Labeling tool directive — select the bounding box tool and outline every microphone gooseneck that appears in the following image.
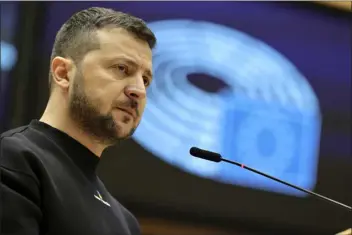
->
[189,147,352,211]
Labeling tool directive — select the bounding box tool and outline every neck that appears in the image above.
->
[40,96,106,157]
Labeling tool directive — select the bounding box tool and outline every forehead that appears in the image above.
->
[94,27,152,67]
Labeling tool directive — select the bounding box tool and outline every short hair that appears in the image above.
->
[49,7,156,90]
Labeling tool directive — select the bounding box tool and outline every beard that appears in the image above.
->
[68,71,137,146]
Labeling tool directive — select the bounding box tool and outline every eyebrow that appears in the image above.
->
[114,55,153,79]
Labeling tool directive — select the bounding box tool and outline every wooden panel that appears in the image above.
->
[314,1,351,11]
[139,217,246,235]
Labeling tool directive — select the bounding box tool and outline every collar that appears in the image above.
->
[29,120,100,179]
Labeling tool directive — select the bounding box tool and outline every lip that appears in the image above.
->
[117,107,135,119]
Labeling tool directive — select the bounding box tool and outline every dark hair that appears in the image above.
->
[49,7,156,90]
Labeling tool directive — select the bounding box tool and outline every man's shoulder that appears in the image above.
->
[0,124,37,155]
[1,125,29,139]
[0,125,32,152]
[0,124,42,180]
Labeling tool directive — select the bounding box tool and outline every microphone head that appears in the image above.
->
[189,147,222,162]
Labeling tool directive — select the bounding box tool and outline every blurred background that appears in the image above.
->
[0,1,351,234]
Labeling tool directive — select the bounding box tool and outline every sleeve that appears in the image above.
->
[0,136,42,235]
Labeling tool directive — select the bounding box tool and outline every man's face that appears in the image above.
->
[68,28,153,145]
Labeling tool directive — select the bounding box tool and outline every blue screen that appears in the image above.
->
[1,2,18,80]
[42,2,350,197]
[1,2,19,127]
[134,19,321,196]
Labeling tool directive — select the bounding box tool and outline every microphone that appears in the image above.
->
[189,147,352,211]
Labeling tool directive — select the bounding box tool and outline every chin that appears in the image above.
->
[115,124,135,139]
[115,132,132,140]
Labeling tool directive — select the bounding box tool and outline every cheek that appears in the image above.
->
[85,79,123,112]
[83,86,113,113]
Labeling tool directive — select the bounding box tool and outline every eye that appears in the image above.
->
[114,64,129,74]
[143,77,150,87]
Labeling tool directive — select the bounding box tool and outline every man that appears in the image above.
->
[0,7,156,235]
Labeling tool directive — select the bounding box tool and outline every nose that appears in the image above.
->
[125,85,146,101]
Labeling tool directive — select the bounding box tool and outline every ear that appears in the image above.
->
[51,56,75,91]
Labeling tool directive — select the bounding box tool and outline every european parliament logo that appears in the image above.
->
[133,20,321,197]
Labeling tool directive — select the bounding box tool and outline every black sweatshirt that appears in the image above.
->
[0,120,140,235]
